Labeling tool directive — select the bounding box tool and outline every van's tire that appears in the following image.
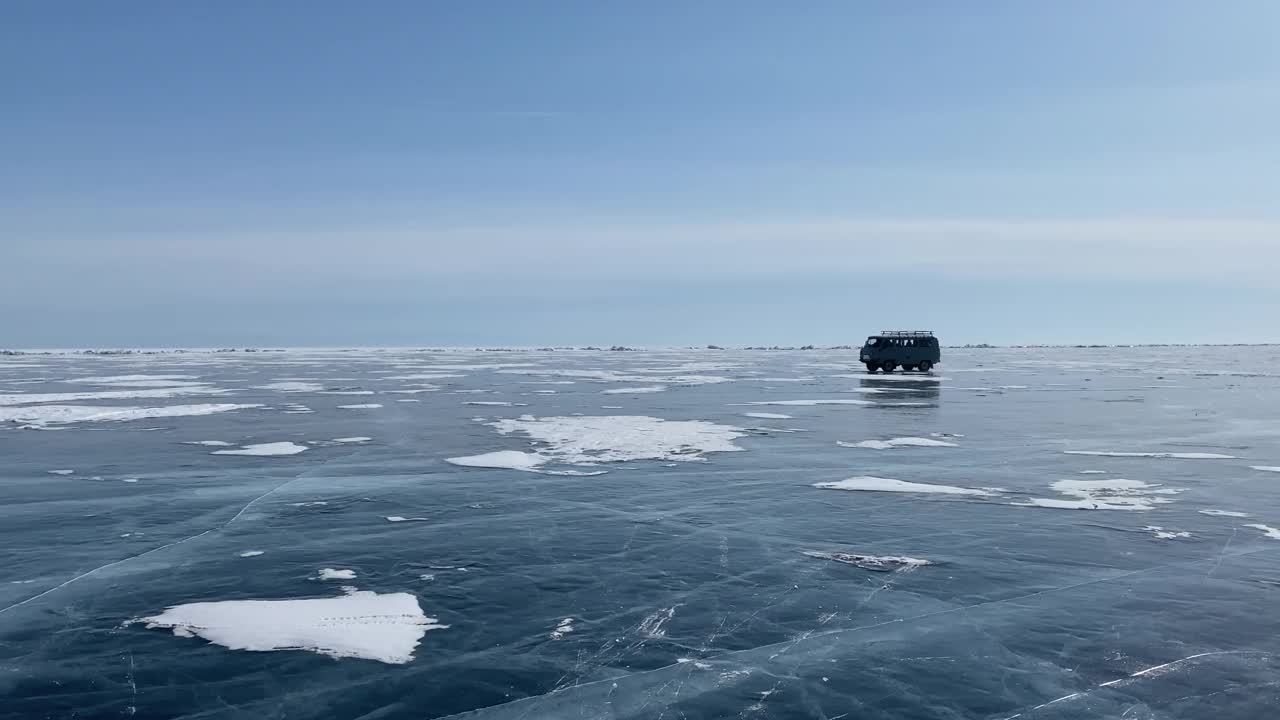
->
[918,361,933,372]
[865,363,878,373]
[881,361,896,373]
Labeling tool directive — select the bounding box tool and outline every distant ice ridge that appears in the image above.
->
[252,381,325,392]
[739,399,873,407]
[498,368,730,386]
[814,476,992,496]
[1020,479,1180,510]
[211,442,308,457]
[838,437,958,450]
[0,403,261,427]
[601,386,667,394]
[69,374,205,388]
[803,551,933,572]
[128,590,445,664]
[1063,450,1237,460]
[1200,509,1250,518]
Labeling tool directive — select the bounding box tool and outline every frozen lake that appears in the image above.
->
[3,346,1280,719]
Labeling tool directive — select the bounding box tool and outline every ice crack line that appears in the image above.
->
[999,650,1267,719]
[0,446,370,619]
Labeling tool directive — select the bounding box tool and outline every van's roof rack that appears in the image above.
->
[879,330,934,337]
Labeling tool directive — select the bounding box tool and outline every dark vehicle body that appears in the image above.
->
[860,331,940,373]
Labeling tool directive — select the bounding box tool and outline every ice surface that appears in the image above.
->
[446,451,546,471]
[1200,509,1250,518]
[742,412,793,419]
[337,403,383,409]
[10,347,1280,720]
[601,385,667,394]
[130,591,444,664]
[1020,479,1179,511]
[813,476,993,496]
[317,568,357,580]
[490,415,747,464]
[838,437,959,450]
[211,442,309,457]
[1244,524,1280,539]
[1063,450,1237,459]
[0,403,260,426]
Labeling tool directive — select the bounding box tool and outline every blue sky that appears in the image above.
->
[3,1,1278,347]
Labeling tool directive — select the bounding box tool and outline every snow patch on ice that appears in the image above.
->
[742,412,793,419]
[211,442,308,457]
[332,437,372,443]
[386,516,429,523]
[490,415,747,464]
[1250,466,1280,473]
[238,551,265,558]
[337,403,382,409]
[129,590,444,664]
[1245,524,1280,539]
[1019,479,1179,511]
[0,386,226,405]
[550,617,575,640]
[1143,526,1191,540]
[1064,450,1236,459]
[814,476,992,496]
[1,403,261,426]
[184,440,234,446]
[1200,509,1250,518]
[47,469,74,475]
[317,568,357,581]
[446,450,546,471]
[601,386,667,394]
[838,437,958,450]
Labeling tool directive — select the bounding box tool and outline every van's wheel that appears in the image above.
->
[881,361,896,373]
[865,363,878,373]
[918,360,933,373]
